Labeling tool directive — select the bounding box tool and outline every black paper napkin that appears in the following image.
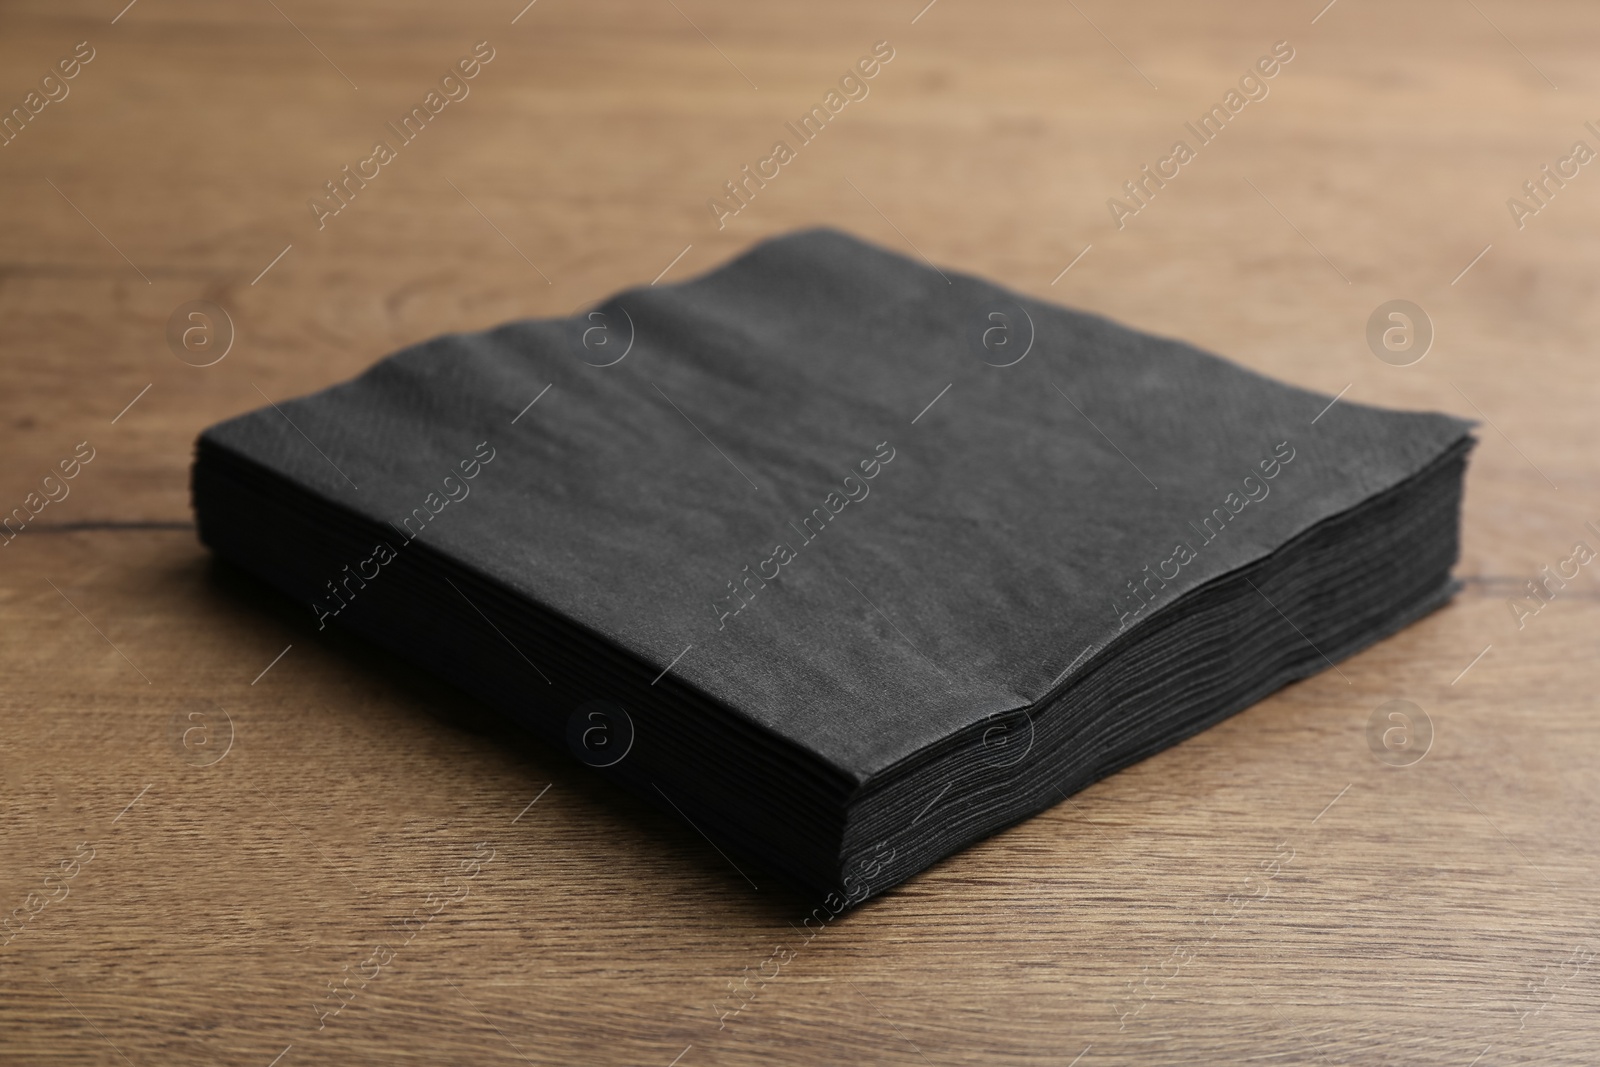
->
[194,228,1472,902]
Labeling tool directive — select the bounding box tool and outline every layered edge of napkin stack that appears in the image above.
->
[192,229,1474,904]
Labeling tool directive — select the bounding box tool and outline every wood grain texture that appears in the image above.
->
[3,0,1598,1063]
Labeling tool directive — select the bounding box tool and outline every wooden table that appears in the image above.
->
[4,0,1597,1063]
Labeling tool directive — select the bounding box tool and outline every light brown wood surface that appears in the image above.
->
[3,0,1598,1063]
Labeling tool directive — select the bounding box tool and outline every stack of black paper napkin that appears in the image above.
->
[193,229,1472,904]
